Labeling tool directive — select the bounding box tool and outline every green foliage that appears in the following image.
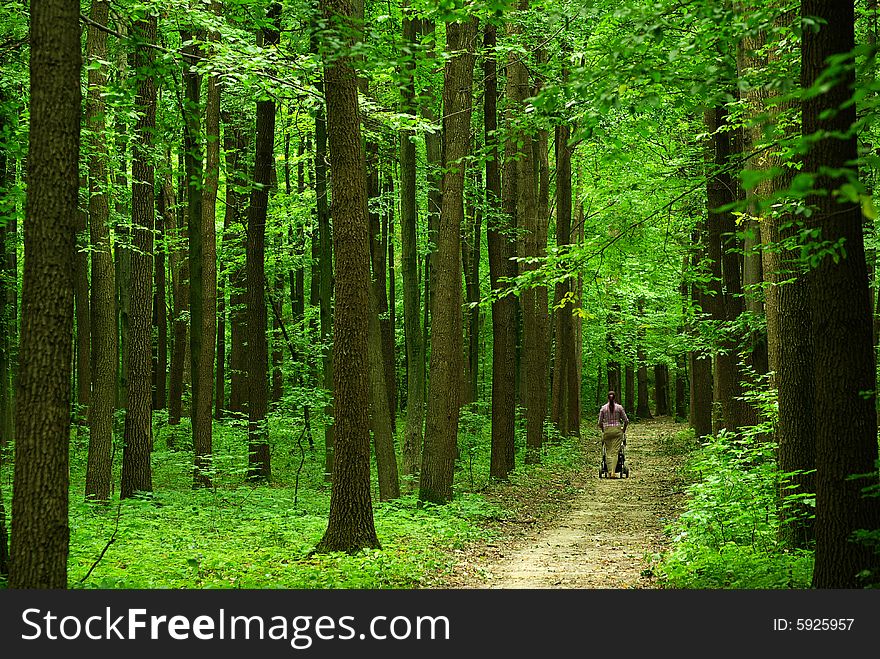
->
[655,415,814,589]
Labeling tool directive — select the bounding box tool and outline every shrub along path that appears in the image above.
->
[434,417,691,588]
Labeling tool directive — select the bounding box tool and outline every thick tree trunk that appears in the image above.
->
[420,17,477,503]
[802,0,880,587]
[315,0,380,552]
[740,9,815,548]
[9,0,80,588]
[120,16,157,499]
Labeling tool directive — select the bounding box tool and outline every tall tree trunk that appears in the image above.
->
[689,227,713,439]
[368,154,395,430]
[368,283,400,501]
[739,8,815,547]
[74,205,90,417]
[121,15,157,499]
[83,0,116,502]
[420,17,477,503]
[310,20,335,481]
[167,173,189,433]
[387,174,398,417]
[421,20,442,389]
[115,64,130,412]
[802,0,880,588]
[489,20,518,479]
[246,4,281,482]
[192,11,220,488]
[705,105,754,433]
[315,0,380,553]
[153,174,168,411]
[225,116,249,419]
[537,128,551,420]
[9,0,80,588]
[461,164,481,407]
[551,96,579,437]
[0,120,12,450]
[399,9,425,480]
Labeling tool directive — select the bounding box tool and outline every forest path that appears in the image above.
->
[440,417,689,589]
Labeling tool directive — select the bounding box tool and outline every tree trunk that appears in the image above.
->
[315,0,380,553]
[551,106,579,438]
[83,0,116,502]
[802,0,880,587]
[153,171,168,412]
[310,21,335,481]
[399,10,424,480]
[225,116,249,419]
[654,364,669,417]
[246,5,280,482]
[120,16,157,499]
[192,13,220,488]
[74,205,90,416]
[420,17,477,503]
[705,106,755,433]
[9,0,80,588]
[368,284,400,501]
[489,21,518,479]
[689,226,713,439]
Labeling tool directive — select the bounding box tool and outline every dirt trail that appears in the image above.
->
[442,417,688,589]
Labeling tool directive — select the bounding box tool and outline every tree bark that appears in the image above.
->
[488,20,518,479]
[551,108,579,438]
[802,0,880,587]
[398,11,425,480]
[121,16,157,499]
[315,0,380,552]
[246,4,281,482]
[153,171,168,412]
[420,17,477,503]
[83,0,116,502]
[74,204,91,415]
[192,11,220,487]
[9,0,80,588]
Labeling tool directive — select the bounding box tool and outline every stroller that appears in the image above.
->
[599,431,630,478]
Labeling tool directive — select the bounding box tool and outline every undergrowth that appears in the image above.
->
[653,385,815,589]
[2,401,589,589]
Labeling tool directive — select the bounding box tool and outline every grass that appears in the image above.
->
[2,401,592,589]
